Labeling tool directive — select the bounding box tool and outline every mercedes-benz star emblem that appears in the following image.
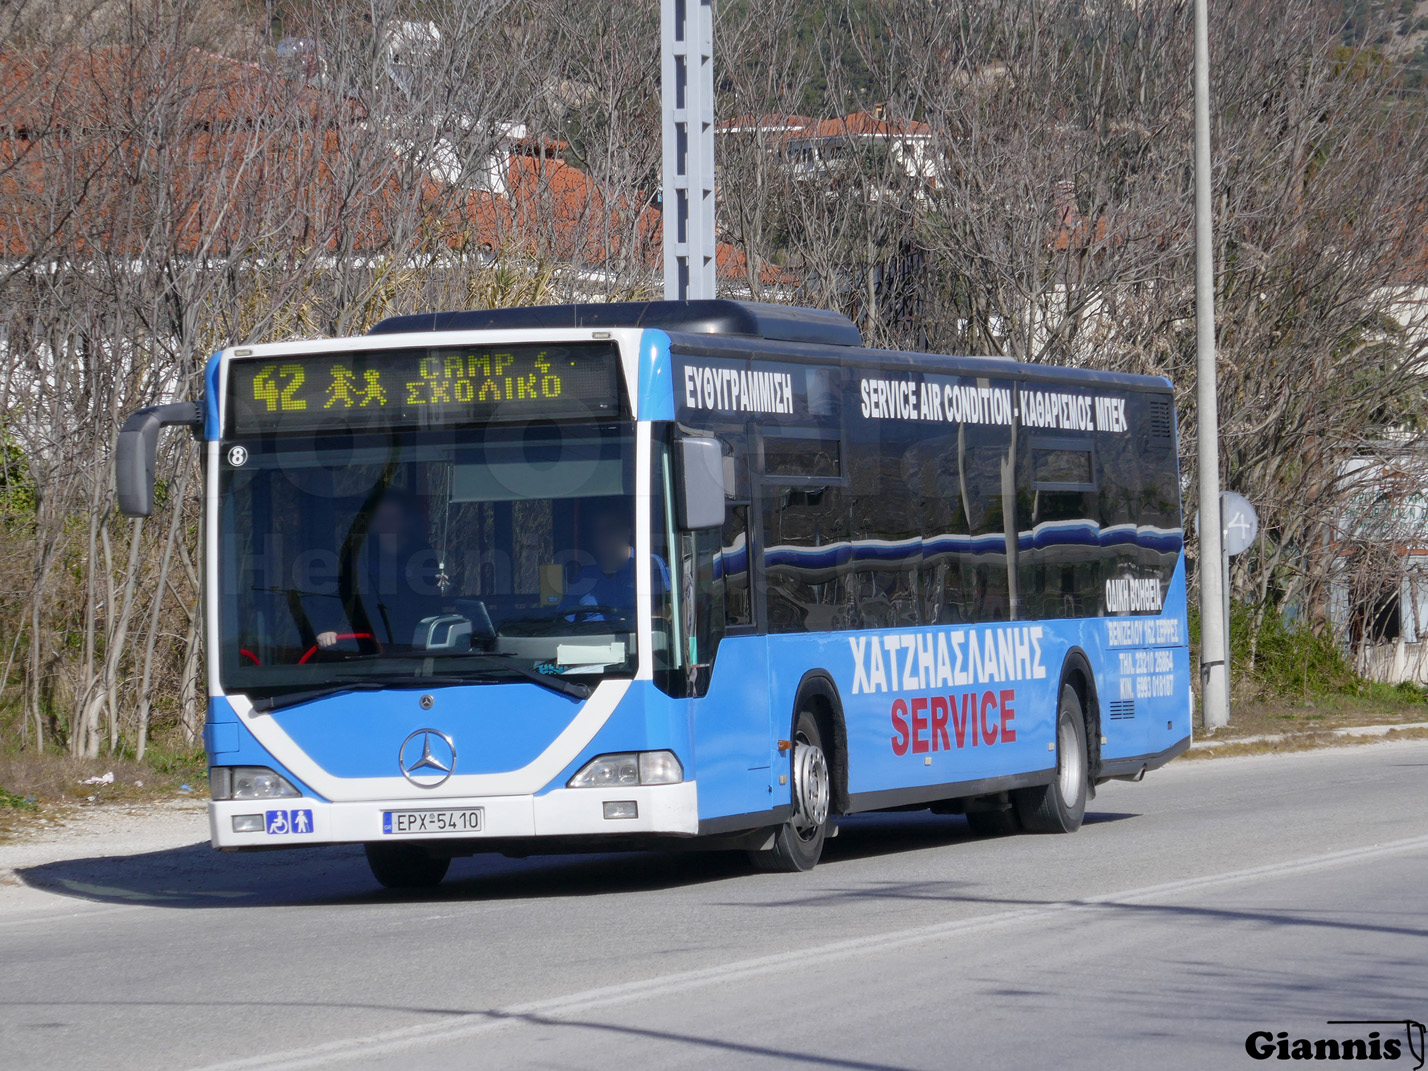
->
[398,729,456,788]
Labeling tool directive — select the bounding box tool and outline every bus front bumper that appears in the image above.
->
[207,782,700,849]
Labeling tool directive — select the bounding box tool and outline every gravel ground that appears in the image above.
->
[0,797,209,896]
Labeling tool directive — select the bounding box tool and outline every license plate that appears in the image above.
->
[382,808,484,835]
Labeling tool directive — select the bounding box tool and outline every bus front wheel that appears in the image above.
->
[749,710,831,873]
[1013,685,1088,834]
[364,842,451,889]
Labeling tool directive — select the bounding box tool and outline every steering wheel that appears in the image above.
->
[298,631,380,664]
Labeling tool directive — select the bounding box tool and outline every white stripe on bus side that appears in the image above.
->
[635,421,655,682]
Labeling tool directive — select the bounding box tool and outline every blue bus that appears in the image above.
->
[116,301,1191,886]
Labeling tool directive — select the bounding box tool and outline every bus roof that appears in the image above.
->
[366,300,1173,394]
[368,299,864,348]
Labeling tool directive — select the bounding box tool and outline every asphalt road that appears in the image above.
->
[2,741,1426,1071]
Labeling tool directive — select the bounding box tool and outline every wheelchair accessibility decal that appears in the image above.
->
[265,809,314,835]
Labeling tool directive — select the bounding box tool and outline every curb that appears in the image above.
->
[1189,721,1428,751]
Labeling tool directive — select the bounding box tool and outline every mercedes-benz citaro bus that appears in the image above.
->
[115,300,1191,888]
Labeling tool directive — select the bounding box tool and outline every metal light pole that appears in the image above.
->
[1195,0,1229,729]
[661,0,717,300]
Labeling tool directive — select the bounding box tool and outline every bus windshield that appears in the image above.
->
[217,422,647,698]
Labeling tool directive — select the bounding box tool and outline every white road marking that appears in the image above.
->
[187,832,1428,1071]
[0,902,136,930]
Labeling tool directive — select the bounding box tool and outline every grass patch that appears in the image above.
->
[0,786,36,810]
[1192,604,1428,741]
[1208,691,1428,739]
[1231,605,1365,698]
[0,744,207,845]
[0,745,206,807]
[1193,604,1389,703]
[0,786,39,846]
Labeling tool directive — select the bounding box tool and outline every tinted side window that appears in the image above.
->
[1123,392,1183,592]
[1016,435,1101,619]
[845,450,922,630]
[896,425,1014,626]
[764,436,841,478]
[762,484,854,633]
[721,504,753,628]
[847,368,1016,628]
[946,426,1014,623]
[718,430,754,629]
[1011,388,1184,620]
[904,432,963,624]
[1096,418,1142,612]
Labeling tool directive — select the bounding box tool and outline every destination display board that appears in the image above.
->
[228,341,622,434]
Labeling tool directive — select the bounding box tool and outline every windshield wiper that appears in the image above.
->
[479,655,592,700]
[248,657,591,712]
[377,651,593,700]
[248,680,389,713]
[248,673,475,712]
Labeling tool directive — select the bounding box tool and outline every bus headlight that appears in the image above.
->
[568,751,683,788]
[210,766,301,800]
[638,750,683,785]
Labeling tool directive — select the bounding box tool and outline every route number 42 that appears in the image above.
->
[252,364,307,413]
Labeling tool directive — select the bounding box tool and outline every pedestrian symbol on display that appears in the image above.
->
[265,809,313,835]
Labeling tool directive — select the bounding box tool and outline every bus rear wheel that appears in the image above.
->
[749,711,831,873]
[364,842,451,889]
[1013,685,1088,834]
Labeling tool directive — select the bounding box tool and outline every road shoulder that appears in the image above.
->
[0,798,209,909]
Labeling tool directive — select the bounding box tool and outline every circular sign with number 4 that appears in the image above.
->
[1220,491,1258,556]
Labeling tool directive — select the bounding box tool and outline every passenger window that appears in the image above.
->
[922,426,1014,624]
[764,436,841,478]
[763,485,854,633]
[1018,436,1101,619]
[722,504,753,628]
[1032,445,1094,489]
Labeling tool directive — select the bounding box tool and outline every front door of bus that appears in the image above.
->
[690,437,773,825]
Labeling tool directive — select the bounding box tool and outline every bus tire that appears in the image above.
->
[364,842,451,889]
[749,710,831,873]
[1014,685,1088,834]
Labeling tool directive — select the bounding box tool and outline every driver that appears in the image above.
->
[563,501,667,618]
[315,489,440,648]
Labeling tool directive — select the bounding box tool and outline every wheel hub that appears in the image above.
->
[791,740,830,838]
[1057,715,1084,802]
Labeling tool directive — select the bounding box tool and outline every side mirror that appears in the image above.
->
[676,436,726,530]
[115,402,203,517]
